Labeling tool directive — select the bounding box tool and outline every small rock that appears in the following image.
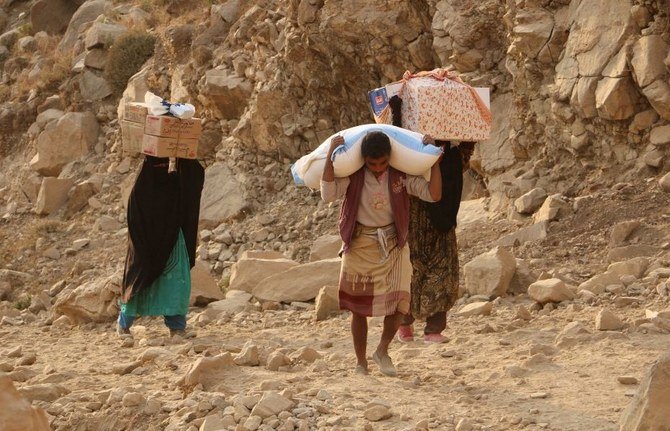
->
[364,405,392,422]
[617,376,639,385]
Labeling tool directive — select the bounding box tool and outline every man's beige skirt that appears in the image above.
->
[338,226,412,317]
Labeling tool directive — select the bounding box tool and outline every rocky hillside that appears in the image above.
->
[1,0,670,430]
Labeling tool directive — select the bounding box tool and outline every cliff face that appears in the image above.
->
[3,1,668,203]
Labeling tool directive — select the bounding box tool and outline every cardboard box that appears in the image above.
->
[144,115,202,140]
[123,102,149,124]
[120,120,144,155]
[141,134,198,159]
[369,79,492,141]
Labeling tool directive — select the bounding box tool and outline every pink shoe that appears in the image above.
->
[424,333,448,344]
[396,325,414,343]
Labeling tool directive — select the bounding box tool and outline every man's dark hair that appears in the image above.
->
[361,131,391,159]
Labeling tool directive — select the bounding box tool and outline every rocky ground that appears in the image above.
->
[3,174,670,431]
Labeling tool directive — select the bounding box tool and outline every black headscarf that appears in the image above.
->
[390,95,463,232]
[122,156,205,302]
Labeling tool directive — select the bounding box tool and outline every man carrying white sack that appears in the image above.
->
[321,131,442,376]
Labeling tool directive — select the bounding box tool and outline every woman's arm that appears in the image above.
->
[427,161,442,201]
[423,134,442,201]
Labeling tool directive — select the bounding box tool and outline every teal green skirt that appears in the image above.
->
[120,229,191,317]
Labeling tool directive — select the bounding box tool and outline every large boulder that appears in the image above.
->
[201,69,252,120]
[58,0,110,52]
[642,79,670,121]
[35,177,75,215]
[463,247,516,298]
[190,261,224,306]
[595,77,639,120]
[228,258,299,293]
[199,163,248,227]
[52,275,120,323]
[309,234,341,262]
[528,278,575,304]
[620,351,670,430]
[631,35,669,88]
[510,7,553,59]
[252,258,341,302]
[79,70,113,101]
[0,376,50,431]
[29,112,99,176]
[555,0,634,84]
[30,0,85,35]
[84,22,125,49]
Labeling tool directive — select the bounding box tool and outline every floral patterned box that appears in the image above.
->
[369,70,492,142]
[400,76,491,141]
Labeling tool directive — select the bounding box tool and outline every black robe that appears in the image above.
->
[121,157,205,302]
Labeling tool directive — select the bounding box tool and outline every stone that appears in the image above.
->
[618,376,639,385]
[122,392,145,407]
[516,305,533,321]
[229,258,298,293]
[84,22,126,49]
[35,177,75,215]
[631,35,669,88]
[79,71,113,101]
[199,163,248,227]
[620,351,670,430]
[509,258,538,294]
[250,392,294,419]
[0,376,50,431]
[595,77,638,120]
[629,110,659,133]
[202,69,253,119]
[30,112,99,176]
[266,351,290,371]
[18,383,69,402]
[58,0,109,51]
[315,285,340,321]
[572,77,599,118]
[252,258,341,302]
[510,7,553,59]
[455,301,493,317]
[30,0,83,35]
[52,275,120,323]
[234,342,259,366]
[64,181,97,218]
[290,347,321,363]
[650,125,670,146]
[514,188,547,214]
[463,247,516,298]
[455,418,474,431]
[554,0,634,79]
[181,353,235,387]
[84,48,107,70]
[528,278,575,304]
[309,234,341,261]
[596,308,624,331]
[610,221,641,246]
[498,221,549,247]
[364,405,392,422]
[206,290,253,316]
[533,194,570,223]
[642,80,670,121]
[190,261,224,306]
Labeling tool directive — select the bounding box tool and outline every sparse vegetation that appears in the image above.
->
[104,30,156,93]
[13,295,31,310]
[17,23,32,37]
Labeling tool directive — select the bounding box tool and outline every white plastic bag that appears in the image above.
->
[144,91,196,119]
